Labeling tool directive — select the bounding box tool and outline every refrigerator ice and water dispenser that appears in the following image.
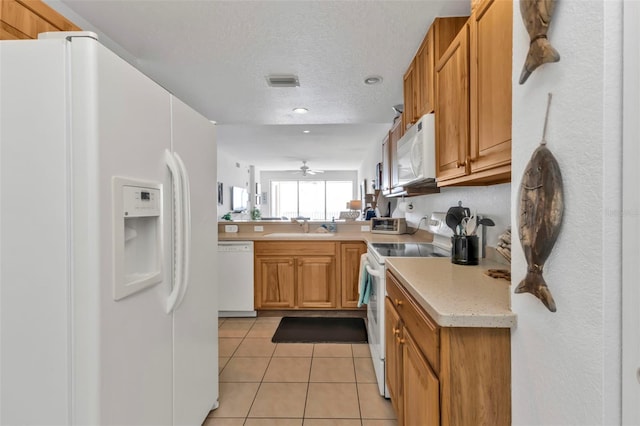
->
[112,177,163,300]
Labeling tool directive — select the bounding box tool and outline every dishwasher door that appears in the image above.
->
[217,241,256,317]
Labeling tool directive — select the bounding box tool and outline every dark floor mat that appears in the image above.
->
[271,316,368,344]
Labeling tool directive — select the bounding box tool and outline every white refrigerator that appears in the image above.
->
[0,32,218,425]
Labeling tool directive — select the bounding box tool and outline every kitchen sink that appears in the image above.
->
[264,233,334,238]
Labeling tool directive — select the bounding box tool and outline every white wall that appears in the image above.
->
[217,148,251,219]
[511,1,622,424]
[403,184,511,247]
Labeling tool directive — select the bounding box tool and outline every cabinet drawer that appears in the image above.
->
[386,270,440,373]
[255,241,336,256]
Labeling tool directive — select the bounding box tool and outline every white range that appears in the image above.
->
[363,212,452,397]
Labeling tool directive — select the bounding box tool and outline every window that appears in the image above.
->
[270,180,353,220]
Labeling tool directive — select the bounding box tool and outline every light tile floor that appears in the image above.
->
[204,317,397,426]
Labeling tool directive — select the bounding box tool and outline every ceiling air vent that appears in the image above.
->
[266,74,300,87]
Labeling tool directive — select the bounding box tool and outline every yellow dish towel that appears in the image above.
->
[357,253,371,307]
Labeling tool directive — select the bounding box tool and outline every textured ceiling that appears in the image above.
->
[47,0,470,171]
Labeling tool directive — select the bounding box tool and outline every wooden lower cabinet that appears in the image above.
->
[384,297,402,415]
[255,256,296,308]
[386,270,511,425]
[256,241,367,310]
[340,242,366,308]
[297,256,336,309]
[403,329,440,426]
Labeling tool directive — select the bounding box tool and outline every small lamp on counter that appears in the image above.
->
[339,200,362,221]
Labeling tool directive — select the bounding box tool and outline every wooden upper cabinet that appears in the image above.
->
[415,26,434,117]
[435,0,512,187]
[435,23,470,182]
[410,17,468,123]
[469,0,512,179]
[402,60,417,131]
[1,0,80,40]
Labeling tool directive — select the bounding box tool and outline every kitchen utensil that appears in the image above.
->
[446,201,471,236]
[464,215,477,236]
[446,213,459,235]
[478,218,495,227]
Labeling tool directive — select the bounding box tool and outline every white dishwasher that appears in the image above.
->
[217,241,256,317]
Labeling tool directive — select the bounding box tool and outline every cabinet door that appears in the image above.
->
[255,256,295,309]
[0,0,80,40]
[435,23,470,183]
[403,329,440,426]
[416,26,435,117]
[340,242,367,309]
[385,297,403,419]
[402,60,417,130]
[297,256,336,309]
[469,0,512,176]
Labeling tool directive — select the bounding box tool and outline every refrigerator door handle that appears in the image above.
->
[165,149,184,314]
[173,151,192,311]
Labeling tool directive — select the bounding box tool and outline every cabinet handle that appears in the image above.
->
[393,327,400,336]
[456,160,464,168]
[396,336,405,344]
[394,299,403,307]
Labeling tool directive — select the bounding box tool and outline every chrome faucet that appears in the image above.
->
[292,218,310,233]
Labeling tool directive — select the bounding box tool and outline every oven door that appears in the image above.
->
[364,253,389,397]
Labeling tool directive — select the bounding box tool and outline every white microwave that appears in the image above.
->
[396,113,436,186]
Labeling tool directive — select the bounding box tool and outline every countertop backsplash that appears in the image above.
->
[402,182,511,248]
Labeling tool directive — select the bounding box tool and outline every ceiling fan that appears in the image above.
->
[296,160,324,177]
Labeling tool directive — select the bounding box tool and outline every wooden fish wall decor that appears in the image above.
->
[519,0,561,84]
[516,94,564,312]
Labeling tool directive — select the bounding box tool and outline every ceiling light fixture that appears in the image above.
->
[364,75,383,85]
[303,130,310,134]
[293,107,308,114]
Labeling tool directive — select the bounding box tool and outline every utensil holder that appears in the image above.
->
[451,235,479,265]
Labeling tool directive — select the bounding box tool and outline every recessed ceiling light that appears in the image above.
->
[293,107,308,114]
[364,75,383,85]
[303,130,310,134]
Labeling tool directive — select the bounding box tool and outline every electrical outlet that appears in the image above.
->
[361,225,371,232]
[224,225,238,233]
[254,225,264,232]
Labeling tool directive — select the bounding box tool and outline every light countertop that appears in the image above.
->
[218,232,431,244]
[386,257,516,329]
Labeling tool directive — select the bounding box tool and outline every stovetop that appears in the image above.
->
[367,213,454,264]
[369,242,449,259]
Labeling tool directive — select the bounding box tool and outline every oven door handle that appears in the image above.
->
[365,262,383,277]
